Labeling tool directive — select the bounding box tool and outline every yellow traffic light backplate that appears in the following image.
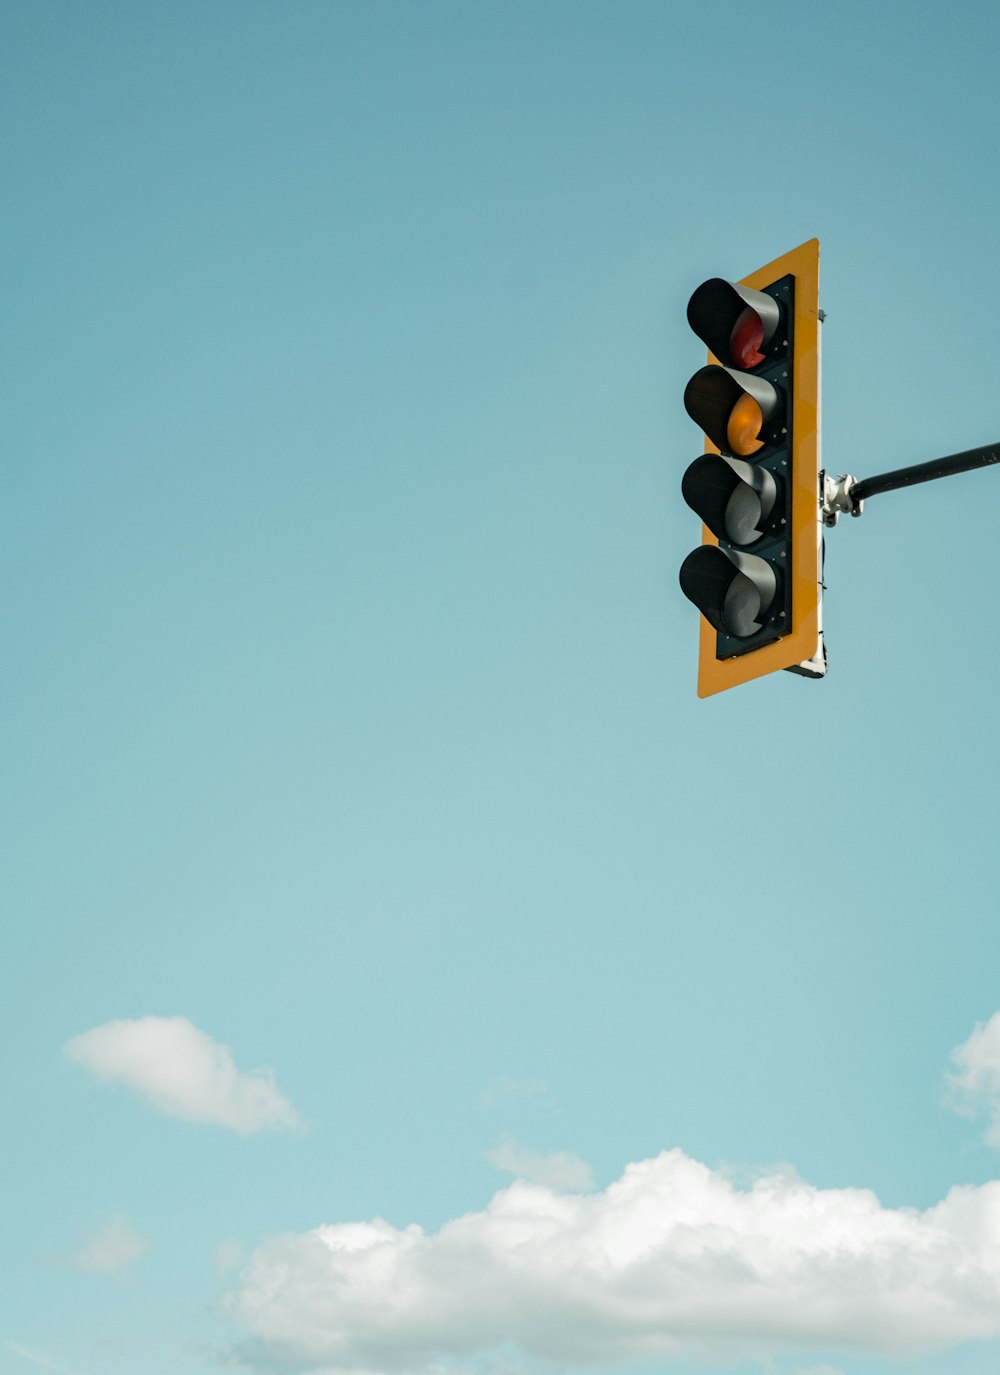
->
[696,237,822,697]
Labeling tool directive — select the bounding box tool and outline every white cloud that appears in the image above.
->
[225,1148,1000,1373]
[70,1213,148,1274]
[65,1016,301,1134]
[485,1137,594,1192]
[947,1012,1000,1145]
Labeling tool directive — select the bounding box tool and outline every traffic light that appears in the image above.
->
[679,238,825,696]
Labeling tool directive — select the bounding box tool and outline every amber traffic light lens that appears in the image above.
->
[726,392,764,456]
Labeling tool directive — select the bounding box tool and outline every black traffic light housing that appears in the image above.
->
[681,272,794,656]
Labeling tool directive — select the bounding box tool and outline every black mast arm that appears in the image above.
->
[850,442,1000,504]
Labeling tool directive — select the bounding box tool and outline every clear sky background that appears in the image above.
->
[4,4,1000,1375]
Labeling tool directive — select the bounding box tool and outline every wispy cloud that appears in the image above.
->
[485,1136,594,1191]
[479,1077,548,1108]
[946,1011,1000,1145]
[215,1239,246,1274]
[65,1016,301,1134]
[70,1214,148,1274]
[6,1342,77,1375]
[225,1148,1000,1372]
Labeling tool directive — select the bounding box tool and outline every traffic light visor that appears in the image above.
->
[681,453,778,547]
[684,366,780,457]
[686,279,781,369]
[679,545,778,639]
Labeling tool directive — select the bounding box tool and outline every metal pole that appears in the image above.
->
[851,442,1000,503]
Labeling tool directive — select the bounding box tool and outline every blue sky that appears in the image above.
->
[4,3,1000,1374]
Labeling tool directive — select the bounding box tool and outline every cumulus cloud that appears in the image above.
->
[947,1012,1000,1145]
[70,1214,148,1274]
[485,1137,594,1192]
[225,1148,1000,1372]
[65,1016,300,1134]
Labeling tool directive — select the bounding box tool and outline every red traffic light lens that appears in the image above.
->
[730,306,765,368]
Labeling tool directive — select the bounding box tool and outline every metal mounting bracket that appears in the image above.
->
[822,472,863,526]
